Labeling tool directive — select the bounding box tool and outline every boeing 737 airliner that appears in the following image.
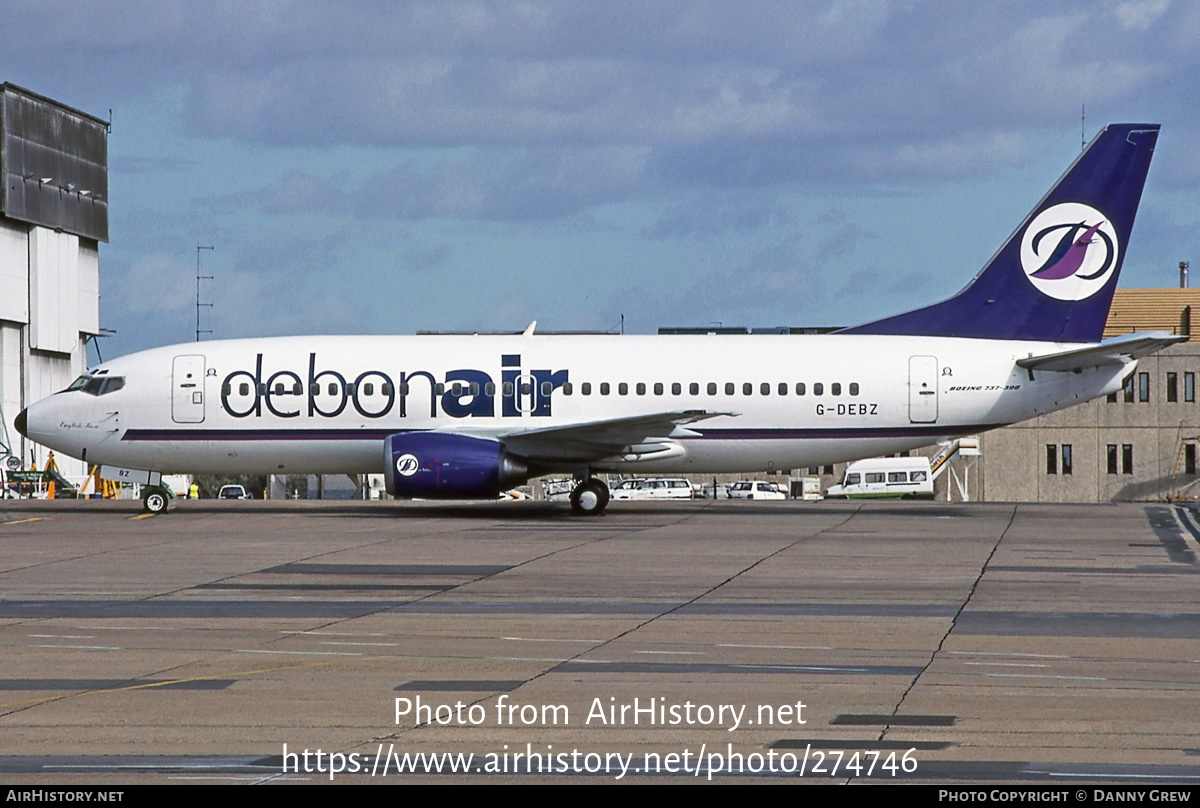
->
[16,123,1178,515]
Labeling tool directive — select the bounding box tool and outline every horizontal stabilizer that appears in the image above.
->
[1016,331,1187,373]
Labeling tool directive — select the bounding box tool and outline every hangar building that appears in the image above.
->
[0,84,107,481]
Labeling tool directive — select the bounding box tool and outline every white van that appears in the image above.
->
[824,457,934,500]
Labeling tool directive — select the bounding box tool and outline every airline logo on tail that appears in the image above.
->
[1020,202,1119,301]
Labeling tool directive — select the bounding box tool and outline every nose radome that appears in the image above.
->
[14,408,27,438]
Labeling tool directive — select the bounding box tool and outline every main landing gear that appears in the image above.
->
[569,477,610,516]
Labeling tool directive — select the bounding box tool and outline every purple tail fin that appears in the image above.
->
[839,124,1159,343]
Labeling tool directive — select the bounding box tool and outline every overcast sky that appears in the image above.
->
[4,0,1197,359]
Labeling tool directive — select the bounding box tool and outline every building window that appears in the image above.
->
[823,465,834,475]
[1061,444,1072,475]
[1107,391,1118,403]
[1187,444,1197,476]
[1138,373,1150,402]
[1122,444,1133,475]
[1107,444,1118,474]
[1123,377,1134,403]
[1168,372,1178,403]
[1046,444,1057,475]
[1187,372,1196,403]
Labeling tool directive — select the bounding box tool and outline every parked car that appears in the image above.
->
[610,478,695,500]
[726,481,787,500]
[218,484,249,500]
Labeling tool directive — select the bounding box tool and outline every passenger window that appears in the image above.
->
[654,383,664,395]
[451,383,462,396]
[865,473,884,483]
[690,382,699,395]
[223,383,231,395]
[383,383,394,396]
[708,383,717,395]
[600,383,610,395]
[486,382,496,396]
[888,472,907,482]
[619,382,629,395]
[562,382,572,395]
[520,383,532,395]
[911,471,927,482]
[434,383,444,395]
[399,383,410,395]
[328,383,338,395]
[257,384,267,395]
[364,383,375,396]
[469,383,479,396]
[541,381,552,396]
[778,382,787,396]
[796,383,805,396]
[241,383,250,396]
[672,382,681,395]
[849,383,859,396]
[725,382,735,395]
[274,383,285,395]
[743,382,752,395]
[814,383,824,395]
[846,473,860,485]
[582,383,592,395]
[347,383,357,396]
[760,382,770,395]
[503,382,514,396]
[637,382,646,395]
[832,383,842,396]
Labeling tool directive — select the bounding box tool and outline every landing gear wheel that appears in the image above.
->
[570,479,610,516]
[142,489,169,515]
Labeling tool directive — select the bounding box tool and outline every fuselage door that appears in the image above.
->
[514,373,537,414]
[908,355,938,423]
[172,354,207,424]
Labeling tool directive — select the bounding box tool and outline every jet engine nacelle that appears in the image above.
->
[384,432,529,499]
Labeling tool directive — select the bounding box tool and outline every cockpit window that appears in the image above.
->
[64,374,125,396]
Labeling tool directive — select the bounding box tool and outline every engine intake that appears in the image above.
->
[384,432,529,499]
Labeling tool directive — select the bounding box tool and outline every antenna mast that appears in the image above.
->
[196,243,214,341]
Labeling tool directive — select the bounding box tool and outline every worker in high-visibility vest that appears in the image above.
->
[189,483,199,499]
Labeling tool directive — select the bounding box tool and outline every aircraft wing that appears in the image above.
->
[496,409,736,463]
[1016,331,1187,374]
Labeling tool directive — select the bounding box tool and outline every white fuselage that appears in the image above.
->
[22,334,1131,476]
